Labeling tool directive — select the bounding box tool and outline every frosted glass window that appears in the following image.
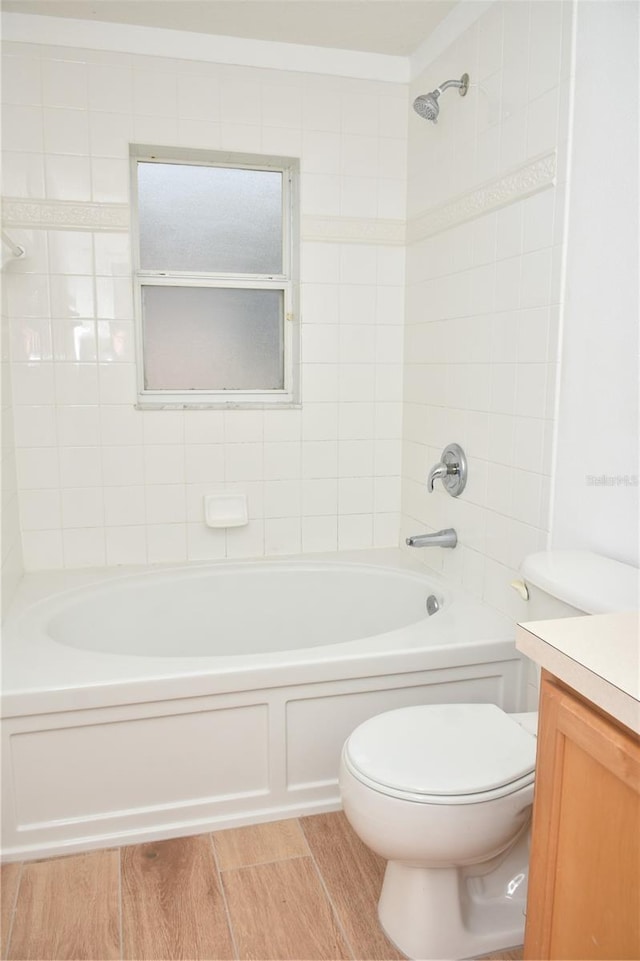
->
[138,162,283,275]
[142,286,284,391]
[132,147,298,406]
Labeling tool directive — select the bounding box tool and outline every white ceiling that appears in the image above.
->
[0,1,456,57]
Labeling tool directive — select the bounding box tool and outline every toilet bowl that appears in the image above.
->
[339,703,538,960]
[339,550,637,960]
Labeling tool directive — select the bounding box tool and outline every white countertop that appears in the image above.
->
[516,611,640,735]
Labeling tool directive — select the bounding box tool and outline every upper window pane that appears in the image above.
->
[137,162,283,275]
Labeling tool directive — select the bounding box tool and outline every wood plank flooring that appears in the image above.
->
[1,812,524,961]
[121,836,234,961]
[301,813,403,961]
[7,850,120,961]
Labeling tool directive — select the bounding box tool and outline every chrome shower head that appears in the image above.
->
[413,90,441,123]
[413,73,469,124]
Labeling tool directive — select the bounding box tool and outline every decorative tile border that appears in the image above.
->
[1,199,406,246]
[301,215,406,246]
[407,150,557,243]
[2,198,130,231]
[3,152,555,245]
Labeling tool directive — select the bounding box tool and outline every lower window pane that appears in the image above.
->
[142,286,284,391]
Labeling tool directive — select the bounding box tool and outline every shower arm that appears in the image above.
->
[437,80,461,92]
[436,78,468,95]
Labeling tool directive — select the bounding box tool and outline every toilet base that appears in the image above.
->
[378,828,529,960]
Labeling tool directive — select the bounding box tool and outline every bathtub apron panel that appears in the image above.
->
[1,556,526,860]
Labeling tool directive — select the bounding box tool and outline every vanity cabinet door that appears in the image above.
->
[524,672,640,961]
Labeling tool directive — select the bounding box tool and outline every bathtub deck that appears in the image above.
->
[1,812,523,961]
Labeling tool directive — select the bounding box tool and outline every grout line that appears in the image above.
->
[117,847,123,961]
[216,851,311,874]
[3,861,24,960]
[208,834,239,961]
[295,815,314,858]
[300,819,357,961]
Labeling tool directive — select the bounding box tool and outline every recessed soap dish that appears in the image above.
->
[204,493,248,528]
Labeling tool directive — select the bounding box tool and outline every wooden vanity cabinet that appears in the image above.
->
[524,671,640,960]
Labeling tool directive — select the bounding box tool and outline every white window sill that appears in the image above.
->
[136,401,302,411]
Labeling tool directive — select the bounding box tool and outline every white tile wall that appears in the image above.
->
[401,0,574,622]
[1,289,24,612]
[2,39,407,569]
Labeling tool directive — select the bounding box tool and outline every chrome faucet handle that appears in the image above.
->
[426,461,453,492]
[426,443,467,497]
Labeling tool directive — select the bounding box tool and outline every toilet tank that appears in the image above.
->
[520,550,640,620]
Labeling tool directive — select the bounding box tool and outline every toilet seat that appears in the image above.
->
[343,703,537,805]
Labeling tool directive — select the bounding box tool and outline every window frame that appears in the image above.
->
[130,145,299,409]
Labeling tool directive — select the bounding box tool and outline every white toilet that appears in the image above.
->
[339,550,640,960]
[340,703,537,960]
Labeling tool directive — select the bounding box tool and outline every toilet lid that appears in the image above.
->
[344,704,537,798]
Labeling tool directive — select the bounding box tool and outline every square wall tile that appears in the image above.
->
[185,445,225,484]
[134,69,177,117]
[2,151,46,198]
[143,445,185,485]
[61,487,104,528]
[59,446,102,488]
[43,107,89,155]
[145,485,186,524]
[2,104,44,152]
[42,59,88,109]
[302,515,338,553]
[373,512,400,547]
[265,517,301,556]
[45,155,92,201]
[22,530,64,570]
[48,231,93,275]
[16,448,59,490]
[89,111,134,158]
[91,158,130,203]
[100,406,143,446]
[103,485,146,527]
[20,490,61,531]
[101,445,145,487]
[88,62,133,112]
[52,320,97,363]
[338,514,373,550]
[263,443,301,481]
[11,363,55,406]
[147,523,187,564]
[264,480,301,519]
[226,520,264,559]
[338,476,373,514]
[56,406,100,447]
[187,523,227,561]
[2,54,42,106]
[62,528,106,567]
[13,406,57,448]
[55,364,99,405]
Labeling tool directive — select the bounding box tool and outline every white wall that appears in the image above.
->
[401,0,574,620]
[5,1,636,585]
[1,280,23,613]
[551,0,639,566]
[2,37,407,569]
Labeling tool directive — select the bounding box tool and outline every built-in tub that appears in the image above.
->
[1,550,526,861]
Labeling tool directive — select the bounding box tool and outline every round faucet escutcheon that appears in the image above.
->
[427,443,467,497]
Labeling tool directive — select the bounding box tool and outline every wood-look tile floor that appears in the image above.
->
[0,812,523,961]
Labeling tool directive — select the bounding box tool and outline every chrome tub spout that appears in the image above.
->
[406,528,457,549]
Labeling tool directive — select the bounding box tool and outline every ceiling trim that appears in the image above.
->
[410,1,493,82]
[1,12,409,83]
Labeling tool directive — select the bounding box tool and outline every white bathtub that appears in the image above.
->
[1,550,525,861]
